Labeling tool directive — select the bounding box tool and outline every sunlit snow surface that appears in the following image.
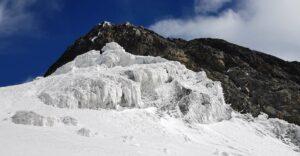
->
[0,42,299,156]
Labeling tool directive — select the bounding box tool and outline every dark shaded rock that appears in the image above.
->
[44,22,300,125]
[11,111,54,127]
[60,116,78,126]
[77,128,91,137]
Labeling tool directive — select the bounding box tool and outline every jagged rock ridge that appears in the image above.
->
[45,22,300,125]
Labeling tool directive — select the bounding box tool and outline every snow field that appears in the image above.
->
[0,42,299,156]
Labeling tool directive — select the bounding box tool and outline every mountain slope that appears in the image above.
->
[44,22,300,125]
[0,42,299,155]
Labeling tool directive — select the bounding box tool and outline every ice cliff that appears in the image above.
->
[38,42,231,123]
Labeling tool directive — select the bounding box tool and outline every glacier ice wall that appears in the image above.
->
[38,42,232,123]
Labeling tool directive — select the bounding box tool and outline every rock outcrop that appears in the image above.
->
[44,22,300,125]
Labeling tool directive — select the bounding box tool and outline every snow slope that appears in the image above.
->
[0,42,299,156]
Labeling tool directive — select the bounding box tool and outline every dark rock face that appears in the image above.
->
[45,22,300,125]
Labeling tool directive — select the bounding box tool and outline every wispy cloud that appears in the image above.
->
[0,0,62,36]
[194,0,231,14]
[0,0,36,35]
[150,0,300,61]
[23,76,34,83]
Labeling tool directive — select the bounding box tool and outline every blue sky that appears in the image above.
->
[0,0,299,87]
[0,0,197,87]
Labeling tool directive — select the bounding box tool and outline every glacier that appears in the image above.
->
[0,42,299,156]
[38,42,231,123]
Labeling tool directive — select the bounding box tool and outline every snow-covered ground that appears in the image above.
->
[0,42,299,156]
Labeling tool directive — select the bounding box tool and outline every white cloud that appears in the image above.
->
[195,0,231,14]
[0,0,62,36]
[0,0,36,35]
[150,0,300,61]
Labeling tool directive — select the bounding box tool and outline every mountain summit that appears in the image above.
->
[45,22,300,125]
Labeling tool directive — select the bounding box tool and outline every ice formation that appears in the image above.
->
[60,116,78,126]
[255,114,300,148]
[11,111,55,127]
[38,42,231,123]
[0,42,299,155]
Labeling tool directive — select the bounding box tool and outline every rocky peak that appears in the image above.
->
[99,21,112,27]
[44,22,300,125]
[44,22,175,76]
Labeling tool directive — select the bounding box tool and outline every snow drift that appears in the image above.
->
[0,42,299,156]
